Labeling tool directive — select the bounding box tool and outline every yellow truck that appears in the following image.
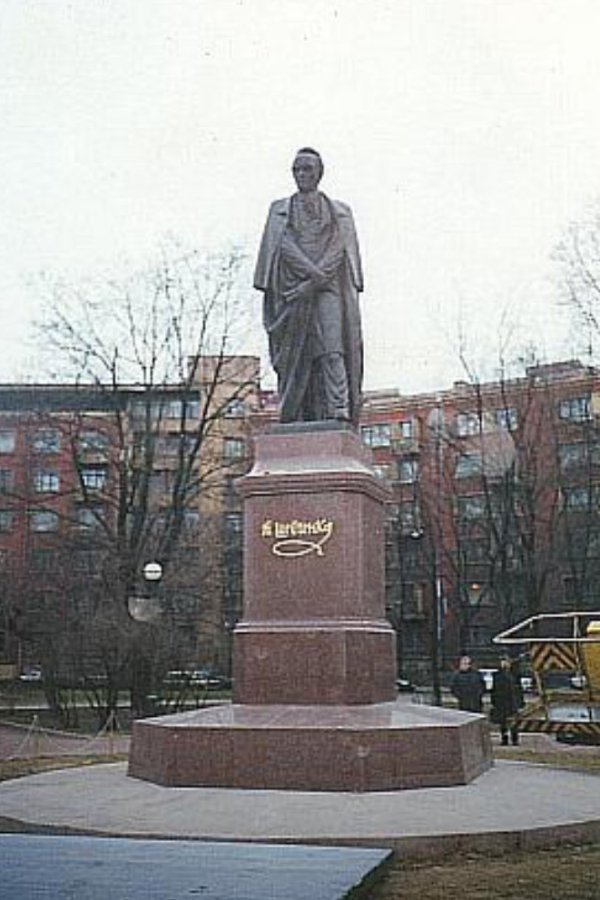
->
[493,611,600,744]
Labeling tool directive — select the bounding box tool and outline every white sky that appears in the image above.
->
[2,0,600,391]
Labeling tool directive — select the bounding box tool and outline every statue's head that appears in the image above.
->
[292,147,323,193]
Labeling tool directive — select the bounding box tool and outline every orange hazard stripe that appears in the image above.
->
[531,641,579,672]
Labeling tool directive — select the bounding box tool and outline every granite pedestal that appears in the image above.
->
[129,424,491,790]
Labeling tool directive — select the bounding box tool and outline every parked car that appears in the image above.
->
[19,666,42,682]
[481,667,533,692]
[396,677,415,693]
[165,669,231,690]
[479,668,497,692]
[520,674,534,692]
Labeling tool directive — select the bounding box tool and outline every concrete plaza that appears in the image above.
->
[1,756,599,857]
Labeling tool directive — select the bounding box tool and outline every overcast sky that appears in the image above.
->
[3,1,600,392]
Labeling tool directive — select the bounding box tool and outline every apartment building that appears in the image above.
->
[2,356,599,684]
[361,360,600,679]
[0,355,261,678]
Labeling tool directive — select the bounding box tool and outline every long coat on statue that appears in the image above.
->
[254,193,364,424]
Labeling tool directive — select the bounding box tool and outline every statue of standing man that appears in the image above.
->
[254,148,364,425]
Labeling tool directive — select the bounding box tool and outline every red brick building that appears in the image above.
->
[360,360,600,679]
[2,358,600,685]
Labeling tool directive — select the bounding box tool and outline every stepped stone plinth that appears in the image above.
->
[128,424,492,791]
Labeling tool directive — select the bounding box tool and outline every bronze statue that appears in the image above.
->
[254,148,363,425]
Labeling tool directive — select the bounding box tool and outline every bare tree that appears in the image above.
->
[553,201,600,361]
[20,239,256,720]
[414,355,566,667]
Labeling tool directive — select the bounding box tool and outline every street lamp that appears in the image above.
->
[143,561,163,583]
[128,561,163,622]
[409,527,443,706]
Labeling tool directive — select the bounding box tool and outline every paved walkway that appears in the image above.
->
[1,757,599,858]
[0,834,390,900]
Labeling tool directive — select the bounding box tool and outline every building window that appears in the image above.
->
[559,396,591,422]
[587,531,600,557]
[558,442,587,471]
[33,470,59,493]
[361,423,391,447]
[373,464,392,481]
[457,495,486,520]
[77,430,109,454]
[73,548,104,575]
[558,441,600,471]
[0,431,15,453]
[74,506,104,530]
[185,399,200,418]
[31,429,59,453]
[130,399,150,421]
[0,469,13,493]
[462,539,490,564]
[0,510,14,532]
[156,398,199,420]
[30,510,59,532]
[149,470,175,498]
[403,625,427,654]
[402,582,426,618]
[164,399,184,419]
[495,407,518,431]
[455,452,482,479]
[398,500,420,534]
[80,467,107,491]
[455,412,481,437]
[30,548,58,572]
[397,458,418,484]
[225,512,243,534]
[225,398,246,417]
[182,509,200,536]
[562,486,594,511]
[467,625,496,648]
[223,438,245,459]
[156,434,196,455]
[399,420,413,439]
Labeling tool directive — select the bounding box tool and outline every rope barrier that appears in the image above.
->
[3,709,126,760]
[5,714,43,760]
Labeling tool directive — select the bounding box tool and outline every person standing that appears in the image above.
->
[254,147,363,425]
[491,657,524,745]
[450,655,486,713]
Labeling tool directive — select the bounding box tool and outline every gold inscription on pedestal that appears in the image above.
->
[260,518,334,558]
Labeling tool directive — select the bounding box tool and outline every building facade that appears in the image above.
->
[2,357,600,685]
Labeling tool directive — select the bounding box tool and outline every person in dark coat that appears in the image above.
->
[450,655,486,713]
[491,657,524,745]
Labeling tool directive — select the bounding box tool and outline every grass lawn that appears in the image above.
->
[370,843,600,900]
[493,744,600,773]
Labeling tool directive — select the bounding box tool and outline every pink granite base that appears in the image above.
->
[233,620,397,705]
[128,701,492,792]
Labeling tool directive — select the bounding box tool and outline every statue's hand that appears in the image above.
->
[319,246,344,276]
[312,271,331,290]
[283,280,313,303]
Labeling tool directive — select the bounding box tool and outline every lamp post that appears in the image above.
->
[409,527,442,706]
[127,561,164,717]
[128,561,163,623]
